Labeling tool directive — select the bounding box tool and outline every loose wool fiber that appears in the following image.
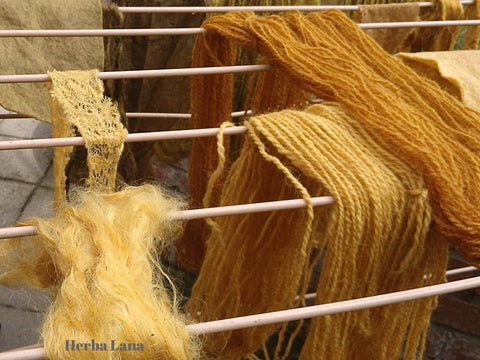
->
[0,71,198,359]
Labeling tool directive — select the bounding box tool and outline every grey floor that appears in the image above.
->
[0,106,54,352]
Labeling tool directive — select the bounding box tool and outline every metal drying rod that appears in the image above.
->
[1,274,480,360]
[0,19,480,38]
[0,196,335,240]
[117,1,473,13]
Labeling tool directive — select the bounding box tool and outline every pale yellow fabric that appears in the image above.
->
[0,0,104,122]
[398,51,480,112]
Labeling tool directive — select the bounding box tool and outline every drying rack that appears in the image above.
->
[0,2,480,359]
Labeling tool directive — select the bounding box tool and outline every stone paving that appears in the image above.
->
[0,107,54,351]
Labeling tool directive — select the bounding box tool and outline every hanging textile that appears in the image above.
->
[184,8,480,359]
[0,71,198,360]
[399,50,480,112]
[64,1,138,194]
[0,0,103,122]
[113,0,205,180]
[353,2,420,53]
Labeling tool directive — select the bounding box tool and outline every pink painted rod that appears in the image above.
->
[117,1,473,13]
[0,64,270,84]
[0,126,249,151]
[0,196,335,240]
[2,275,480,360]
[0,111,252,120]
[125,110,252,119]
[0,28,204,38]
[0,19,479,39]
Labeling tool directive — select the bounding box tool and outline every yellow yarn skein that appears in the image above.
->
[188,103,449,359]
[188,9,480,267]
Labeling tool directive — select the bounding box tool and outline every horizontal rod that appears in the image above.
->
[0,18,479,38]
[0,65,270,84]
[0,111,252,120]
[0,126,249,150]
[0,28,204,38]
[298,265,479,301]
[187,275,480,335]
[361,19,480,29]
[118,1,473,13]
[0,196,335,240]
[126,112,192,119]
[2,275,479,360]
[0,114,25,119]
[445,265,478,276]
[125,110,252,119]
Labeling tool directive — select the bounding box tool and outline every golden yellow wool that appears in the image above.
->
[1,186,198,360]
[189,9,480,266]
[189,104,449,359]
[0,71,198,360]
[183,8,480,359]
[208,0,318,116]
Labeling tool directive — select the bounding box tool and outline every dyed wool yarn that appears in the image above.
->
[188,103,449,359]
[184,8,480,359]
[177,0,316,274]
[0,71,198,359]
[187,9,480,268]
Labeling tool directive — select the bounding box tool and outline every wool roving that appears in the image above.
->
[187,9,480,267]
[0,71,198,359]
[188,103,449,359]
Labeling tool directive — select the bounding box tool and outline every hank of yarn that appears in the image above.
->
[188,103,449,359]
[410,0,464,51]
[196,9,480,264]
